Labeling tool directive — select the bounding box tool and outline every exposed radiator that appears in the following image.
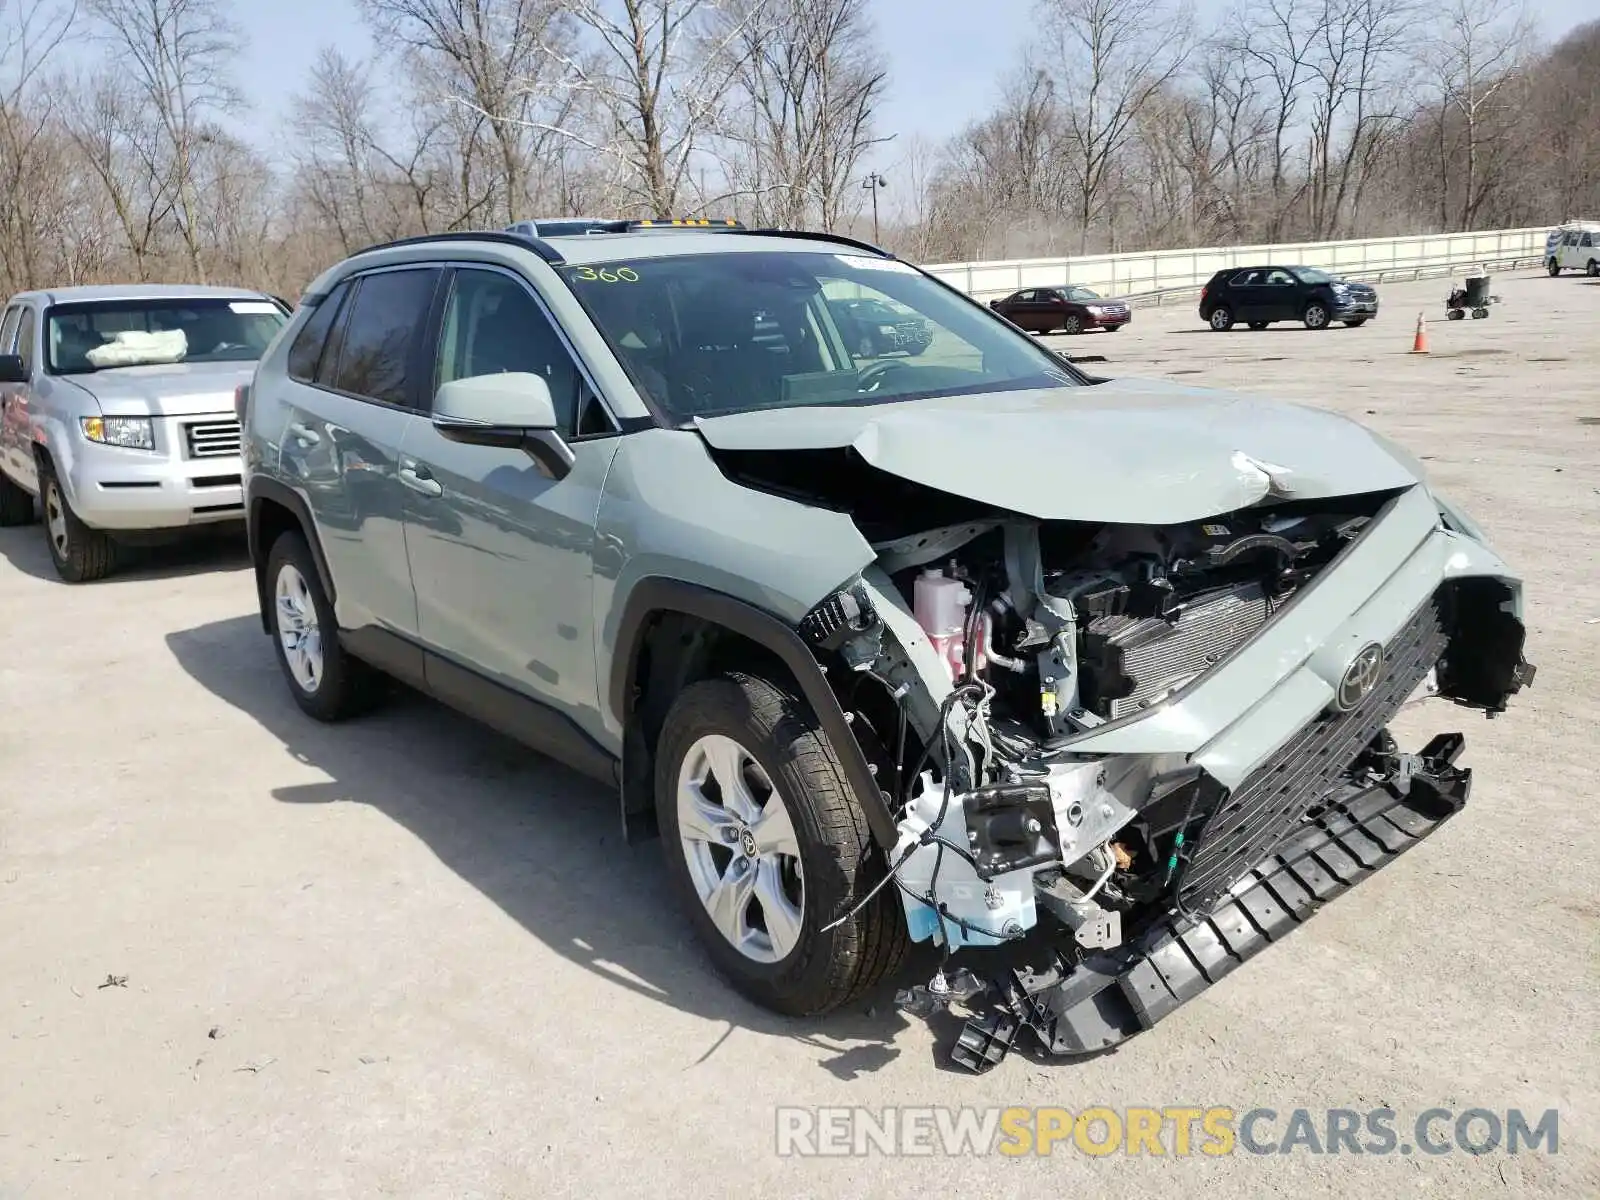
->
[1086,582,1272,719]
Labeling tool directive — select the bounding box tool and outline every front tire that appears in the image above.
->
[655,673,908,1016]
[1588,259,1598,278]
[40,461,115,582]
[266,531,382,721]
[0,470,34,526]
[1062,314,1083,335]
[1344,318,1368,327]
[1547,258,1561,277]
[1247,321,1269,330]
[1208,307,1234,331]
[1303,302,1330,330]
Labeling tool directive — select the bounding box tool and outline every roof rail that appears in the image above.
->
[739,227,894,258]
[350,229,565,264]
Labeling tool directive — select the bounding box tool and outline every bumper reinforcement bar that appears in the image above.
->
[948,733,1472,1073]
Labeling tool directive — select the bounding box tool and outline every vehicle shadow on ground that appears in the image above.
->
[0,522,251,584]
[166,614,927,1079]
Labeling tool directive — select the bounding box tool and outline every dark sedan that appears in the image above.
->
[989,286,1131,334]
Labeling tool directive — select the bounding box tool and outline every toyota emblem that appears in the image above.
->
[1336,643,1385,711]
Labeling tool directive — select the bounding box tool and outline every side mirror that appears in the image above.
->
[431,372,573,479]
[0,354,27,384]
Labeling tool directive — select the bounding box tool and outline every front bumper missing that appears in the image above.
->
[944,733,1472,1073]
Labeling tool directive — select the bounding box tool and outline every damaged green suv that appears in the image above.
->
[241,221,1533,1070]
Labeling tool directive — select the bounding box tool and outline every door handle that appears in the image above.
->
[288,421,321,446]
[398,463,443,497]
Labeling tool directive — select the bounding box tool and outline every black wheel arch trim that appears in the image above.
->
[610,577,898,851]
[246,476,338,633]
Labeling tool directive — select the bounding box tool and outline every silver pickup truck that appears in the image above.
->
[0,284,289,580]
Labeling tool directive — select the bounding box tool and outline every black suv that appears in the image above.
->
[1198,265,1378,332]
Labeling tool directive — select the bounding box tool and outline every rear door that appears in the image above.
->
[398,263,622,730]
[278,265,442,637]
[1227,270,1268,320]
[1009,290,1040,329]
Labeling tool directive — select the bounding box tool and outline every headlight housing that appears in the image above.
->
[81,415,155,450]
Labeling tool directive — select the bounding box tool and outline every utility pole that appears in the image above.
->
[862,172,887,242]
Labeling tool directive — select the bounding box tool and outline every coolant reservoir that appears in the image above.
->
[892,777,1037,949]
[913,568,974,682]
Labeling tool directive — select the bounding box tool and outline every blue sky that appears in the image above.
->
[232,0,1595,160]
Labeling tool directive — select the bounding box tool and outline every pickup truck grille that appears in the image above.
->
[1177,593,1448,908]
[184,419,241,459]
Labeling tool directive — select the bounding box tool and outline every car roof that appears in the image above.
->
[9,283,270,306]
[338,227,894,273]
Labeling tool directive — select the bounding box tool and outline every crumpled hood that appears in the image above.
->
[693,377,1422,523]
[66,360,254,418]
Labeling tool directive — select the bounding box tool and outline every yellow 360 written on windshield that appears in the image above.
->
[571,266,640,283]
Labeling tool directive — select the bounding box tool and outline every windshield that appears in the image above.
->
[1292,267,1337,285]
[46,297,287,374]
[558,251,1078,420]
[1063,287,1101,301]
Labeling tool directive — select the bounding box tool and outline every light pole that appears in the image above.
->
[862,172,887,242]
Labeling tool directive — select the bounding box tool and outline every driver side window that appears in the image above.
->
[436,269,581,435]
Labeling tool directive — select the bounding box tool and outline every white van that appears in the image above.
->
[1547,221,1600,275]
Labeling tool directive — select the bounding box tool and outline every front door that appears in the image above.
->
[0,305,39,489]
[399,264,619,732]
[277,265,443,636]
[1261,269,1301,320]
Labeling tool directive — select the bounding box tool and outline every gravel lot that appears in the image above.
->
[2,270,1595,1197]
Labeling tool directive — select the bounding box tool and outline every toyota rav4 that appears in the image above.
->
[241,221,1532,1071]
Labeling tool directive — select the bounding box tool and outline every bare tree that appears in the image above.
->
[82,0,240,281]
[0,0,77,289]
[359,0,580,224]
[1424,0,1533,229]
[716,0,887,227]
[1041,0,1192,250]
[534,0,764,215]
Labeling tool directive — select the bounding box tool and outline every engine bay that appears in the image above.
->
[884,499,1380,743]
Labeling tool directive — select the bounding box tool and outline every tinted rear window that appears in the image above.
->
[287,281,351,383]
[327,269,440,406]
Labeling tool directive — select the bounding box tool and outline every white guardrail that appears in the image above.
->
[923,226,1551,304]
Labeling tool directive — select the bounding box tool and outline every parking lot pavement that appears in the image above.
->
[1,270,1595,1198]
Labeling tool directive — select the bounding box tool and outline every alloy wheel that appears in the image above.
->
[274,562,324,694]
[675,732,806,964]
[43,480,69,559]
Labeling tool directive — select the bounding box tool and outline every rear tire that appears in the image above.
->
[1588,259,1598,278]
[266,530,383,721]
[40,461,115,582]
[1247,321,1268,330]
[0,470,34,527]
[655,672,909,1016]
[1208,307,1234,331]
[1343,318,1368,327]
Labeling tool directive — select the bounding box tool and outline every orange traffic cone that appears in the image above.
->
[1411,311,1429,354]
